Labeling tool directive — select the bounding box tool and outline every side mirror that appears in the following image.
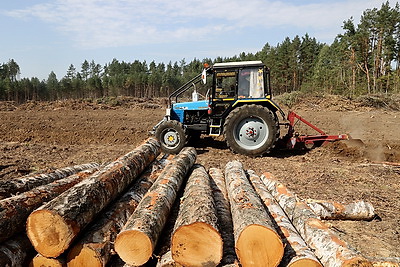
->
[201,69,207,84]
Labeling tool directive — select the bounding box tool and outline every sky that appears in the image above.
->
[0,0,396,80]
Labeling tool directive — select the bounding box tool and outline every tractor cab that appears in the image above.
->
[153,61,285,155]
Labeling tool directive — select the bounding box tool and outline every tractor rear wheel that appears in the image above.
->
[223,105,279,157]
[155,120,187,154]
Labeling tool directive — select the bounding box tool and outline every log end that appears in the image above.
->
[289,258,323,267]
[30,254,65,267]
[114,229,153,266]
[171,222,223,267]
[236,224,283,267]
[67,244,103,267]
[26,210,73,258]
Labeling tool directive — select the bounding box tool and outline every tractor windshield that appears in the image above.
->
[238,67,264,98]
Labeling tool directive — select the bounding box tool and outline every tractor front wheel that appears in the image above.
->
[223,105,279,157]
[155,120,187,154]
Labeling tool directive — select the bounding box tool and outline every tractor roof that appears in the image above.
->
[213,61,264,69]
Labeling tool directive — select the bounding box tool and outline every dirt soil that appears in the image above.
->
[0,96,399,259]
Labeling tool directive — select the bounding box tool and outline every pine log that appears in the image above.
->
[115,147,197,266]
[0,169,97,243]
[260,172,372,267]
[26,138,160,258]
[0,234,34,267]
[171,164,223,267]
[30,254,66,267]
[208,167,238,266]
[0,162,100,199]
[247,170,321,267]
[306,199,376,220]
[67,157,170,267]
[224,161,283,267]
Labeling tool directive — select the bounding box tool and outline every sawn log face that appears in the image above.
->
[247,170,321,267]
[0,168,96,243]
[115,147,197,266]
[67,158,168,267]
[171,164,222,267]
[26,138,160,258]
[224,161,283,267]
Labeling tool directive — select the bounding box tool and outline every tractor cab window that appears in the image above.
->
[214,71,236,99]
[238,67,264,98]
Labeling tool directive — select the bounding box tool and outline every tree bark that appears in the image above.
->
[224,161,283,267]
[171,164,223,267]
[0,234,34,267]
[67,157,170,267]
[208,167,238,266]
[30,254,66,267]
[260,172,372,267]
[0,168,97,243]
[247,170,321,267]
[115,147,197,266]
[26,138,160,258]
[0,162,100,200]
[306,199,376,220]
[157,251,183,267]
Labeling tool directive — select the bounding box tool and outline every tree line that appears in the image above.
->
[1,2,399,103]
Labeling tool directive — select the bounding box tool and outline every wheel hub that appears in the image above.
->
[164,131,179,147]
[235,118,268,149]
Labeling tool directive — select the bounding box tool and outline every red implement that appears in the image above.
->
[282,111,349,149]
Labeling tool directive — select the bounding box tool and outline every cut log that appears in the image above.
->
[306,199,376,220]
[67,157,170,267]
[157,251,183,267]
[0,162,100,199]
[115,147,197,266]
[171,164,223,267]
[224,161,283,267]
[30,254,66,267]
[0,168,97,243]
[26,138,160,258]
[260,172,372,267]
[0,234,35,267]
[247,170,321,267]
[208,167,238,266]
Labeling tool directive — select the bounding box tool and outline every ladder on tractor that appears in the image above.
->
[209,118,222,136]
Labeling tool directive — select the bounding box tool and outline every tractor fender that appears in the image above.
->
[230,99,286,120]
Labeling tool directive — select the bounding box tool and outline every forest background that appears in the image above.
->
[1,2,399,103]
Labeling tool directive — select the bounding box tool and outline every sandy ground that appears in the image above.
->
[0,96,399,258]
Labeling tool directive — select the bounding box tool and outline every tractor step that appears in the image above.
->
[209,118,222,136]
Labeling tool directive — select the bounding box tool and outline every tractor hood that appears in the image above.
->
[172,100,210,110]
[171,100,210,123]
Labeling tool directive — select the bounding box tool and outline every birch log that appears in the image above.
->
[26,138,160,258]
[306,199,376,220]
[225,161,283,267]
[0,169,97,243]
[115,147,197,266]
[0,162,100,199]
[67,157,169,267]
[260,172,372,267]
[208,167,238,266]
[0,234,34,267]
[171,164,223,267]
[247,170,321,267]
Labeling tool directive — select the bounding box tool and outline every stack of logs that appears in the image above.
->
[0,138,398,267]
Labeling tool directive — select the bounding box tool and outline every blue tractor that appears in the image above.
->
[153,60,349,156]
[153,61,285,157]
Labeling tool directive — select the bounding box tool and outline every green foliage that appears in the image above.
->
[0,2,399,102]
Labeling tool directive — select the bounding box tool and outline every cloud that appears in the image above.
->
[5,0,387,48]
